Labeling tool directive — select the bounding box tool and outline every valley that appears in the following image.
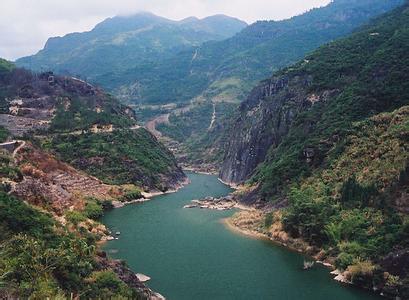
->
[1,0,409,299]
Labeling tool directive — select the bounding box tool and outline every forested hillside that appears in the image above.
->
[138,0,404,170]
[222,4,409,298]
[0,66,185,191]
[16,12,246,88]
[100,0,402,106]
[0,62,181,298]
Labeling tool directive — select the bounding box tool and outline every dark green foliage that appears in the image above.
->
[65,211,87,225]
[264,213,274,228]
[254,3,409,198]
[119,188,143,202]
[265,9,409,281]
[282,186,335,246]
[0,151,21,182]
[50,95,134,132]
[85,270,133,299]
[157,102,213,142]
[0,127,9,143]
[83,198,105,220]
[340,177,378,208]
[282,184,404,265]
[0,192,54,240]
[0,192,92,296]
[47,128,179,189]
[0,192,139,298]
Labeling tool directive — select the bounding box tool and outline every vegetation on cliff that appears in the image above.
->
[0,61,183,297]
[253,2,409,198]
[221,4,409,298]
[149,0,404,170]
[0,63,185,191]
[45,128,182,190]
[0,191,147,299]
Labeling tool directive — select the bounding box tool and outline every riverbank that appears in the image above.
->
[101,172,380,300]
[100,176,191,299]
[182,166,218,176]
[223,210,362,291]
[112,176,191,208]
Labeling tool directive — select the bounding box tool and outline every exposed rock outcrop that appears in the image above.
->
[10,143,125,214]
[220,74,337,184]
[96,252,165,300]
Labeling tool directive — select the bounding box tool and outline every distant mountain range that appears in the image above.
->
[17,1,403,111]
[16,12,247,84]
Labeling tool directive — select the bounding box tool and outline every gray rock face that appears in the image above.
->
[219,73,318,184]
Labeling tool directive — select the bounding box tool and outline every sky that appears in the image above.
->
[0,0,330,61]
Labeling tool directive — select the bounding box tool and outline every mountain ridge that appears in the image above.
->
[16,12,247,80]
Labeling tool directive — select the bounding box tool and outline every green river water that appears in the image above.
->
[102,172,380,300]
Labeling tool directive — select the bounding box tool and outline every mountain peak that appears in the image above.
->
[179,16,200,24]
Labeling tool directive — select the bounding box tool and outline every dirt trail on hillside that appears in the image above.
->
[146,114,170,138]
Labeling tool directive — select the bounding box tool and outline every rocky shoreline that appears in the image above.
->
[181,180,357,293]
[223,210,390,297]
[111,176,191,209]
[183,195,254,211]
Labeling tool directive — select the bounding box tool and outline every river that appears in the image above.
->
[102,172,381,300]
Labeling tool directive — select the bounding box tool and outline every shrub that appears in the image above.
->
[264,213,274,228]
[336,252,355,270]
[66,211,86,225]
[84,199,104,220]
[85,271,133,299]
[120,187,143,202]
[346,260,376,287]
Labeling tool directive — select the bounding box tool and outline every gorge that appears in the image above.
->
[1,0,409,299]
[102,172,382,300]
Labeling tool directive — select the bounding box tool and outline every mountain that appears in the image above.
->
[91,0,403,107]
[16,12,247,82]
[0,65,185,191]
[0,61,184,297]
[148,0,404,172]
[219,4,409,298]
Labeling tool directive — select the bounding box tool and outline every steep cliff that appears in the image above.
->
[221,4,409,298]
[220,75,316,183]
[220,2,409,191]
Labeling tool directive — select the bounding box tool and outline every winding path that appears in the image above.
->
[0,140,26,159]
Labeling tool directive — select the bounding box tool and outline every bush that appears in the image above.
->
[346,261,376,288]
[85,271,133,299]
[336,252,355,270]
[120,187,143,202]
[264,213,274,228]
[84,199,104,220]
[282,185,335,245]
[66,211,87,225]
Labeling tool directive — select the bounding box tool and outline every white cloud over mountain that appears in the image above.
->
[0,0,329,60]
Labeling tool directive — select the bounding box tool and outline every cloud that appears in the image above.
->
[0,0,330,60]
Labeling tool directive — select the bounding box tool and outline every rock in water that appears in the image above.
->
[136,273,151,282]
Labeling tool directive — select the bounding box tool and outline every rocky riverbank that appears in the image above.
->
[224,210,384,296]
[183,195,254,211]
[112,176,191,208]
